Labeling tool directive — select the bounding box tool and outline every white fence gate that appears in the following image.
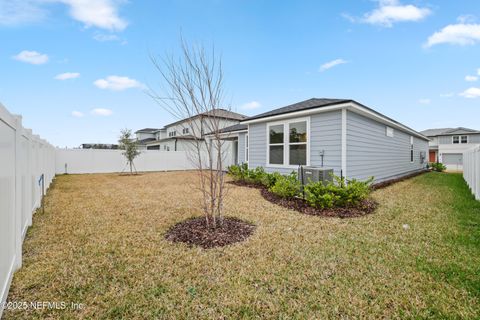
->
[463,146,480,200]
[0,103,55,318]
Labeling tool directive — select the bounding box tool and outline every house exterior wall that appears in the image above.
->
[246,108,428,182]
[247,110,342,175]
[346,111,428,182]
[136,132,155,140]
[238,132,246,164]
[165,118,240,139]
[438,133,480,144]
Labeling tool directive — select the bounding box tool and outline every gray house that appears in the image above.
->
[224,98,429,182]
[420,127,480,171]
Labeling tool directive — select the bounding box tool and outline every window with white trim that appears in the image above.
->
[268,118,308,166]
[268,124,284,165]
[245,134,249,162]
[288,121,307,165]
[461,135,468,144]
[452,136,459,144]
[410,136,414,163]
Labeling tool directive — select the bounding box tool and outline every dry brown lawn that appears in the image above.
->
[4,171,480,319]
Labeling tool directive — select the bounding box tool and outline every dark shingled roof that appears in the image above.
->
[136,138,157,145]
[218,123,248,134]
[166,109,247,127]
[421,127,480,136]
[242,98,429,141]
[243,98,349,121]
[135,128,160,133]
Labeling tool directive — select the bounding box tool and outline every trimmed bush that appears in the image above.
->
[305,176,373,209]
[269,172,301,199]
[429,162,446,172]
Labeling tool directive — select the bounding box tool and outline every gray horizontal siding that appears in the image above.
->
[438,134,480,144]
[310,111,342,175]
[347,110,428,182]
[248,111,342,176]
[237,132,246,164]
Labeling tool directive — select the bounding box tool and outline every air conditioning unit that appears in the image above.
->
[298,166,333,185]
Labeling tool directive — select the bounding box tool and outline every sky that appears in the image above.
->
[1,0,479,147]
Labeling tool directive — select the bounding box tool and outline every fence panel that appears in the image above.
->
[463,146,480,200]
[55,148,230,174]
[0,103,55,318]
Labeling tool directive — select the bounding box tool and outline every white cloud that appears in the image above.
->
[319,59,348,72]
[0,0,47,26]
[460,87,480,98]
[93,33,120,42]
[55,72,80,80]
[425,21,480,47]
[418,98,431,105]
[0,0,127,31]
[62,0,127,31]
[93,75,143,91]
[12,50,48,64]
[440,93,454,98]
[363,0,431,27]
[240,101,261,110]
[465,75,478,82]
[478,68,480,76]
[71,111,84,117]
[91,108,113,116]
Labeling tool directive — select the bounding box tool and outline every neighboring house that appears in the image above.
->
[222,98,429,183]
[135,109,247,152]
[80,143,118,149]
[420,127,480,171]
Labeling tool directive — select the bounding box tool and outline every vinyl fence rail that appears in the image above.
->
[463,146,480,200]
[0,103,56,318]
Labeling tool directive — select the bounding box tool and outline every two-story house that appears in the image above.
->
[135,109,247,152]
[420,127,480,171]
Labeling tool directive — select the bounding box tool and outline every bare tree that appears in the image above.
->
[148,40,231,228]
[119,128,141,174]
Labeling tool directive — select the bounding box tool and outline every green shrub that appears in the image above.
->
[260,171,282,188]
[245,167,266,185]
[227,163,249,181]
[305,176,373,209]
[429,162,446,172]
[269,172,301,199]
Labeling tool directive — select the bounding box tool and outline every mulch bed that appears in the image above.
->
[165,216,256,249]
[228,181,377,218]
[371,169,429,190]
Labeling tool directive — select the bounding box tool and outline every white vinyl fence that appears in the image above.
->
[55,148,234,174]
[0,103,55,318]
[463,146,480,200]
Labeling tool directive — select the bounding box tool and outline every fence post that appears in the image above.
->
[13,115,23,269]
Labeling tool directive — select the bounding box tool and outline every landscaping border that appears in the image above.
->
[229,181,377,218]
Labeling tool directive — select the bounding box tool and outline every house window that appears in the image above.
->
[245,134,249,162]
[452,136,459,144]
[289,121,307,165]
[182,128,189,134]
[386,126,394,137]
[267,118,309,167]
[169,131,177,137]
[410,136,414,163]
[461,135,468,144]
[269,125,284,165]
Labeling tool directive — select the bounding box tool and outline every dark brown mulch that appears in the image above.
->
[371,169,428,190]
[259,188,377,218]
[228,180,377,218]
[165,216,256,249]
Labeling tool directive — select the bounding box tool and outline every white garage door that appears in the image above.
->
[442,153,463,170]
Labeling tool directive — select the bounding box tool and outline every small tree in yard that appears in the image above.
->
[119,128,141,175]
[148,40,231,229]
